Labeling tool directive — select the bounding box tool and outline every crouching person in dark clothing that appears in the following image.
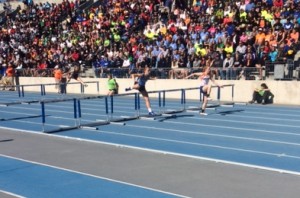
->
[249,83,274,104]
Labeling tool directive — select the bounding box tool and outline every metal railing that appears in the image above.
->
[3,59,299,81]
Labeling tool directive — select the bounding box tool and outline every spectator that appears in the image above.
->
[3,63,15,91]
[0,0,299,81]
[249,83,274,104]
[53,65,62,93]
[211,53,223,79]
[223,53,234,80]
[255,52,269,80]
[107,74,118,96]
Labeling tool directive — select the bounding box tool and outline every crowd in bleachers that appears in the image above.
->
[0,0,300,82]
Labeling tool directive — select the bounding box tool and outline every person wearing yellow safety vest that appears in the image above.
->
[113,30,121,48]
[145,30,156,40]
[195,43,207,57]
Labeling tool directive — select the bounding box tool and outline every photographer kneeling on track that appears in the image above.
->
[249,83,274,105]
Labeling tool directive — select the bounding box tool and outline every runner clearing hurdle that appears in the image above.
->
[125,66,156,116]
[185,66,223,116]
[67,63,88,87]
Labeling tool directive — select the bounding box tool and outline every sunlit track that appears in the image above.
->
[1,90,300,177]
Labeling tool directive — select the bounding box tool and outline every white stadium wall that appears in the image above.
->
[19,77,300,105]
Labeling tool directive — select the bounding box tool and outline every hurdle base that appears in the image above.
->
[44,126,79,133]
[80,121,110,128]
[111,116,139,122]
[163,109,185,114]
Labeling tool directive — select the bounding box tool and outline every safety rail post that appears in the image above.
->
[40,85,44,96]
[21,85,24,97]
[97,82,100,94]
[137,93,140,117]
[231,84,234,102]
[17,85,21,97]
[41,101,45,132]
[105,97,109,122]
[162,90,166,113]
[158,91,162,114]
[77,99,81,126]
[43,85,46,96]
[110,95,114,120]
[80,84,84,94]
[73,98,78,127]
[181,89,186,110]
[217,86,221,103]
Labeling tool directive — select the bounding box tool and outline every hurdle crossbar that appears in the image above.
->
[0,115,44,121]
[13,81,99,97]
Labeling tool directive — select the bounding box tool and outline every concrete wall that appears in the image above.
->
[19,77,300,105]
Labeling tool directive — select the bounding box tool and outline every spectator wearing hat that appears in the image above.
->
[53,65,62,93]
[255,28,266,48]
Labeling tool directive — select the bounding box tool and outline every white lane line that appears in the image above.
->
[124,124,300,147]
[0,108,108,119]
[210,113,300,122]
[95,129,300,159]
[0,154,188,198]
[241,110,300,118]
[0,190,25,198]
[2,100,300,117]
[4,103,300,125]
[1,119,300,159]
[1,126,300,177]
[240,105,300,113]
[189,116,300,128]
[2,112,300,144]
[161,120,300,136]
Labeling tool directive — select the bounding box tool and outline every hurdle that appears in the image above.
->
[78,97,110,129]
[0,99,46,121]
[38,84,242,132]
[13,81,99,98]
[109,92,140,124]
[42,98,80,133]
[185,84,236,113]
[106,90,182,122]
[42,92,139,132]
[38,94,109,133]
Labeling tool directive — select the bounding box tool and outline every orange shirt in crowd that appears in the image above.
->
[54,68,62,80]
[255,32,266,45]
[6,66,15,77]
[290,31,299,43]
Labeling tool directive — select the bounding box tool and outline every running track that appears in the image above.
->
[1,90,300,197]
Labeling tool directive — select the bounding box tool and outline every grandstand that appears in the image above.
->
[0,0,300,88]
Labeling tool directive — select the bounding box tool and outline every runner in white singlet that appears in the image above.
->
[186,66,223,115]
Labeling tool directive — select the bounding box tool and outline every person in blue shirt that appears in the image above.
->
[269,46,278,62]
[125,66,156,116]
[92,56,101,78]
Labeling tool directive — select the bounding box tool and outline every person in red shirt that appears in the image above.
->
[71,50,80,62]
[273,0,283,7]
[37,60,48,77]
